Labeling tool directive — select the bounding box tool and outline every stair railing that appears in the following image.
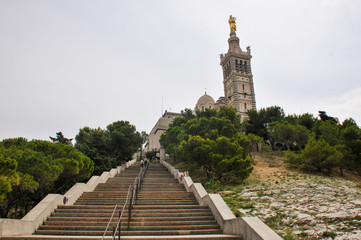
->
[127,184,134,229]
[101,204,118,240]
[112,185,132,240]
[128,163,148,228]
[103,163,149,239]
[138,161,148,191]
[133,177,138,203]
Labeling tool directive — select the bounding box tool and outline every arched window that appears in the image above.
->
[244,61,248,74]
[201,105,205,111]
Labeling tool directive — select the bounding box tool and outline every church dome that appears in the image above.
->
[195,93,215,111]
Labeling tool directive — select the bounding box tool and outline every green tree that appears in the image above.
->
[247,133,263,153]
[107,121,143,164]
[285,137,343,174]
[75,127,111,175]
[243,106,285,149]
[0,138,93,218]
[49,132,73,146]
[162,106,252,183]
[0,150,19,203]
[269,122,309,150]
[75,121,143,175]
[179,135,252,183]
[315,120,341,146]
[340,118,361,173]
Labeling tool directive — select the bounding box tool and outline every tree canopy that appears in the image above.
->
[0,138,93,218]
[160,107,253,184]
[75,120,144,175]
[49,132,73,146]
[242,107,361,175]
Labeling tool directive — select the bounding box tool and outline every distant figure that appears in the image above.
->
[229,15,237,33]
[144,157,148,168]
[140,159,144,171]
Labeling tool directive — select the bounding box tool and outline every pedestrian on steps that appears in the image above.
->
[140,159,144,171]
[144,157,148,168]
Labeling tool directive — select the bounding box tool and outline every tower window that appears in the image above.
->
[201,105,205,111]
[244,61,248,74]
[223,63,231,78]
[244,103,247,110]
[235,59,240,72]
[242,84,245,91]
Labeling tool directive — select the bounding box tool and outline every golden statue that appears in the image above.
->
[228,15,237,33]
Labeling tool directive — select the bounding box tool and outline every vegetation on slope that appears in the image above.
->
[0,120,145,219]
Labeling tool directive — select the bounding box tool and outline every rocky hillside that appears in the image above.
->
[219,151,361,240]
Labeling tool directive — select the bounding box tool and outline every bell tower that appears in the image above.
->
[220,15,256,121]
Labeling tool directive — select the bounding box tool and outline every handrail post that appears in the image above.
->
[128,186,133,229]
[135,180,139,201]
[118,210,121,240]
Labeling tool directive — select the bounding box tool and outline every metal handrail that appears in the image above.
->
[103,162,149,239]
[138,162,147,191]
[112,185,132,240]
[102,204,118,239]
[133,177,138,203]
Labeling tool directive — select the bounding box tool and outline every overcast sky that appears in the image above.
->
[1,0,361,141]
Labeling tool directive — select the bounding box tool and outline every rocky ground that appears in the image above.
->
[219,153,361,240]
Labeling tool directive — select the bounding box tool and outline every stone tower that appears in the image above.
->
[220,16,256,121]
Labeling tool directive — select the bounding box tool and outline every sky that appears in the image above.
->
[1,0,361,142]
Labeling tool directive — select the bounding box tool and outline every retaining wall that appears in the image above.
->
[161,160,283,240]
[0,159,137,237]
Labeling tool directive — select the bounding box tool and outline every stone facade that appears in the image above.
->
[194,93,216,111]
[145,111,182,153]
[195,24,256,122]
[220,32,256,121]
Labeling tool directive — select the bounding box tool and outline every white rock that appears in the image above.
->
[270,202,283,208]
[317,211,350,220]
[297,213,315,223]
[351,199,361,206]
[319,206,328,212]
[242,192,258,197]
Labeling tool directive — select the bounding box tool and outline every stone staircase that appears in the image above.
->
[3,162,241,239]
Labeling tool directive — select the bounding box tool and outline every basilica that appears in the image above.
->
[195,15,256,122]
[146,16,257,155]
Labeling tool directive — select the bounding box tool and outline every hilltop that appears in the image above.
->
[220,150,361,239]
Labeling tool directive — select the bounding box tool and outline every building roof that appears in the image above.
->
[195,93,215,111]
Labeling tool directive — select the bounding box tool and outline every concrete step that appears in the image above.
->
[59,205,208,210]
[18,163,242,239]
[38,225,220,231]
[35,229,224,236]
[3,234,242,240]
[54,207,210,214]
[51,211,213,218]
[46,216,218,222]
[44,220,218,226]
